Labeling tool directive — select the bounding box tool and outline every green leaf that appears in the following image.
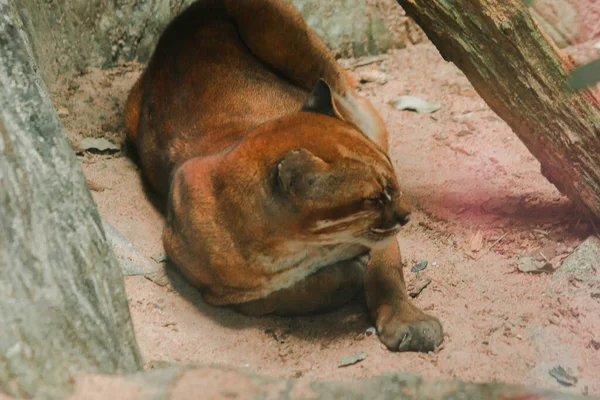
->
[567,58,600,90]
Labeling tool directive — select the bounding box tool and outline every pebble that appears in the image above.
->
[411,261,428,273]
[358,69,388,85]
[408,275,432,298]
[57,106,70,117]
[518,256,553,274]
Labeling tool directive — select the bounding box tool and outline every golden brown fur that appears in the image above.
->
[125,0,443,352]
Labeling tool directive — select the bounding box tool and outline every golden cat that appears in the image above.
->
[125,0,443,352]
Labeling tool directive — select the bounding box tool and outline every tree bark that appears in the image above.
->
[0,1,142,398]
[396,0,600,220]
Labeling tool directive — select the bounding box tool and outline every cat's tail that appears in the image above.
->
[124,73,144,146]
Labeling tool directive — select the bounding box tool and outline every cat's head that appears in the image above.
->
[227,79,412,250]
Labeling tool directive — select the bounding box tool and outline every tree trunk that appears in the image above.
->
[0,2,142,398]
[396,0,600,220]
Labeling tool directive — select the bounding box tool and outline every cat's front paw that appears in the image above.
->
[378,310,443,352]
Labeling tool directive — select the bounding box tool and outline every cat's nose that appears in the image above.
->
[395,211,411,226]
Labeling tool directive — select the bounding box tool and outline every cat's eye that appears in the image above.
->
[364,193,384,205]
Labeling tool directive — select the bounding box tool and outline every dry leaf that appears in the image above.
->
[455,89,478,98]
[78,138,120,153]
[389,95,441,114]
[470,230,484,252]
[338,352,367,367]
[359,69,388,85]
[549,366,578,387]
[518,256,553,274]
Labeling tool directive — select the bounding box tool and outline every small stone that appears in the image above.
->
[408,275,432,298]
[411,261,428,273]
[358,69,388,85]
[591,291,600,299]
[518,256,553,274]
[549,314,561,325]
[86,178,107,192]
[456,130,474,137]
[57,106,70,117]
[590,339,600,350]
[365,327,376,337]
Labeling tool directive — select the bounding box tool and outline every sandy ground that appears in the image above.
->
[53,42,600,397]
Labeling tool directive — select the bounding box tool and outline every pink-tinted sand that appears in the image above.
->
[54,42,600,397]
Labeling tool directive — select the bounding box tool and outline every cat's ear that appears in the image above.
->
[303,80,385,146]
[300,79,344,120]
[276,148,330,200]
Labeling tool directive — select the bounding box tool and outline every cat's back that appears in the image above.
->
[126,0,306,192]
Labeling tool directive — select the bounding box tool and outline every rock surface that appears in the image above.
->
[12,0,422,89]
[101,218,162,276]
[0,3,141,397]
[70,365,594,400]
[557,235,600,283]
